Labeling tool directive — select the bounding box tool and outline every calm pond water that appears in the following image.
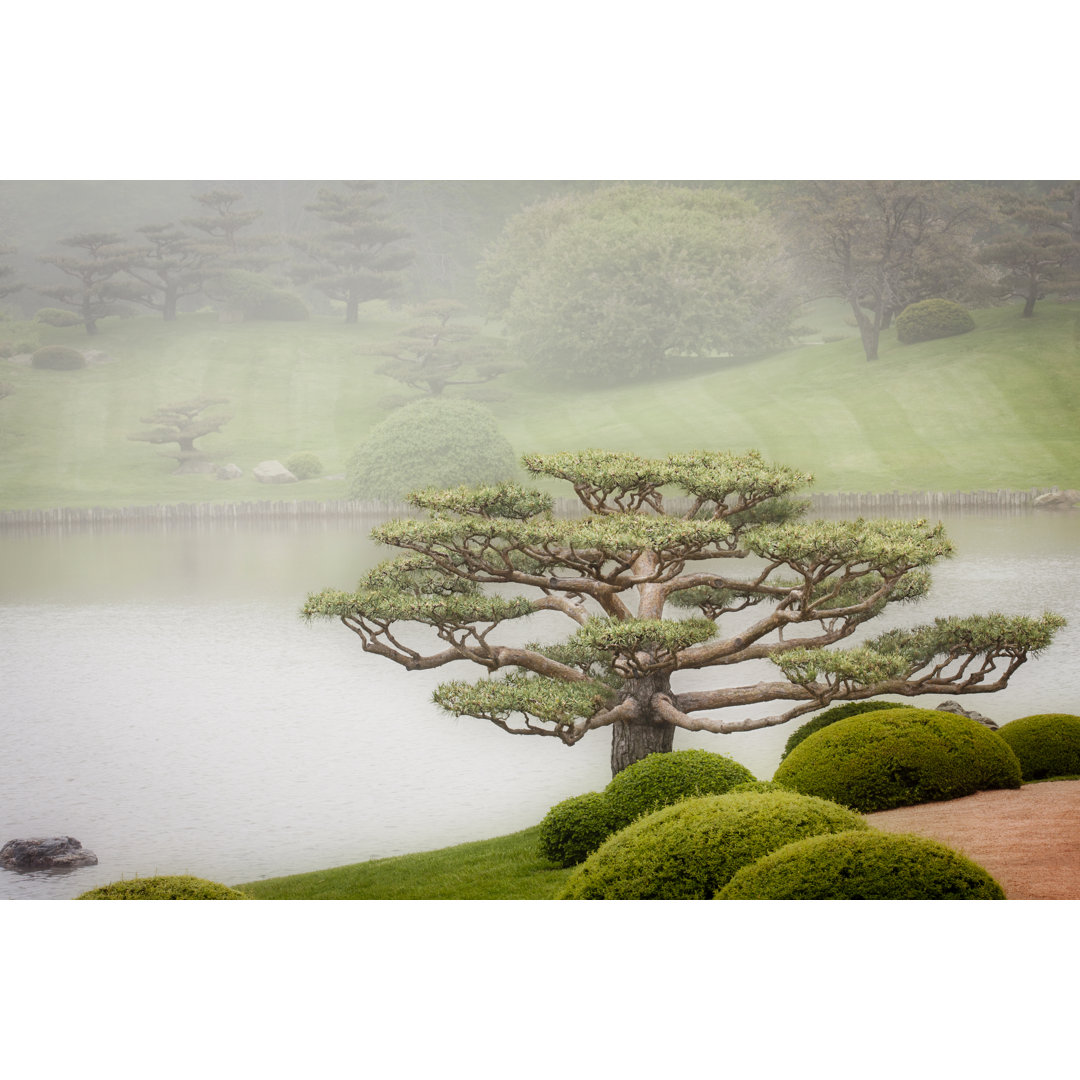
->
[2,511,1078,900]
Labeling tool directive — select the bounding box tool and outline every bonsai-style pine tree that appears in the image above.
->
[372,298,517,400]
[292,181,413,323]
[128,396,231,474]
[304,450,1064,776]
[39,232,143,335]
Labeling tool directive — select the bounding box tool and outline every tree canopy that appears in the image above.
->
[305,449,1064,775]
[478,185,799,379]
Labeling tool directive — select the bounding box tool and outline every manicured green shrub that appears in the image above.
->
[35,307,83,327]
[773,707,1021,812]
[347,398,516,502]
[557,790,867,899]
[895,298,975,344]
[603,748,756,828]
[285,451,324,480]
[76,874,248,899]
[31,345,85,370]
[781,700,913,760]
[211,270,309,321]
[728,780,787,795]
[717,830,1006,899]
[997,713,1080,780]
[538,791,621,867]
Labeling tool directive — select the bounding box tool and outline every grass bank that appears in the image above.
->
[2,300,1078,509]
[238,826,572,900]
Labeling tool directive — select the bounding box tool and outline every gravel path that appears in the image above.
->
[865,779,1080,899]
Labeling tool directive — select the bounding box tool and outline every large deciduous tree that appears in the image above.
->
[292,181,413,323]
[478,184,799,380]
[38,232,143,335]
[978,187,1080,316]
[783,181,990,361]
[304,450,1063,776]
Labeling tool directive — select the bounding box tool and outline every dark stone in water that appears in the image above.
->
[1,836,99,871]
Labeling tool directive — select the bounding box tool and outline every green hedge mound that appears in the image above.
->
[347,398,516,502]
[717,830,1006,899]
[285,451,324,480]
[31,345,85,370]
[604,748,756,828]
[781,700,913,760]
[773,707,1021,812]
[557,789,867,900]
[997,713,1080,780]
[896,298,975,344]
[76,874,248,899]
[538,791,621,867]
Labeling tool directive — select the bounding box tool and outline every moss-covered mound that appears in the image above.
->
[76,874,248,899]
[603,748,756,828]
[717,830,1006,899]
[557,789,867,900]
[538,791,621,868]
[781,700,913,760]
[773,707,1021,812]
[997,713,1080,780]
[31,344,85,370]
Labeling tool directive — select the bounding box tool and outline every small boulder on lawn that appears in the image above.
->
[253,460,298,484]
[1033,490,1079,510]
[1,837,99,870]
[217,463,243,480]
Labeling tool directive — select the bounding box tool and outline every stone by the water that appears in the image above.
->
[935,700,998,730]
[1,836,99,870]
[253,460,298,484]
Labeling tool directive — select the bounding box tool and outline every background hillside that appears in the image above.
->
[1,299,1077,509]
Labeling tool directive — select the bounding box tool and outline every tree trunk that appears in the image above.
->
[610,717,674,776]
[850,299,879,361]
[346,294,359,324]
[609,673,676,775]
[164,285,178,321]
[1023,272,1038,317]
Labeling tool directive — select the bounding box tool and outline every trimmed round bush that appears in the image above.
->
[285,451,324,480]
[717,830,1006,900]
[773,707,1021,812]
[347,398,516,501]
[76,874,247,900]
[35,307,83,327]
[603,748,756,828]
[895,298,975,344]
[538,791,621,867]
[31,344,85,370]
[558,790,867,900]
[997,713,1080,780]
[781,700,913,760]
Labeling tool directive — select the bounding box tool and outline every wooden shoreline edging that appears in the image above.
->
[0,489,1063,531]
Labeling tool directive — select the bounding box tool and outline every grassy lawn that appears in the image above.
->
[2,299,1078,509]
[238,826,572,900]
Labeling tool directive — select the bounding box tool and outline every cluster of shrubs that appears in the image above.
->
[35,307,84,328]
[538,749,755,866]
[211,270,309,322]
[543,702,1034,899]
[76,874,247,899]
[997,713,1080,780]
[31,345,86,370]
[895,298,975,344]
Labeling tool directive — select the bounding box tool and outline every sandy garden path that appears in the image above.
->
[865,779,1080,899]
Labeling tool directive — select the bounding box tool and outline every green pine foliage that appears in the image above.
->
[716,831,1006,900]
[781,700,914,760]
[996,713,1080,780]
[76,874,248,899]
[773,707,1022,812]
[557,789,867,899]
[895,298,975,344]
[345,398,516,501]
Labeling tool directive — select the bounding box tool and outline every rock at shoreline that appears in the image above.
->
[935,700,998,731]
[1033,490,1079,510]
[253,460,298,484]
[1,836,99,871]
